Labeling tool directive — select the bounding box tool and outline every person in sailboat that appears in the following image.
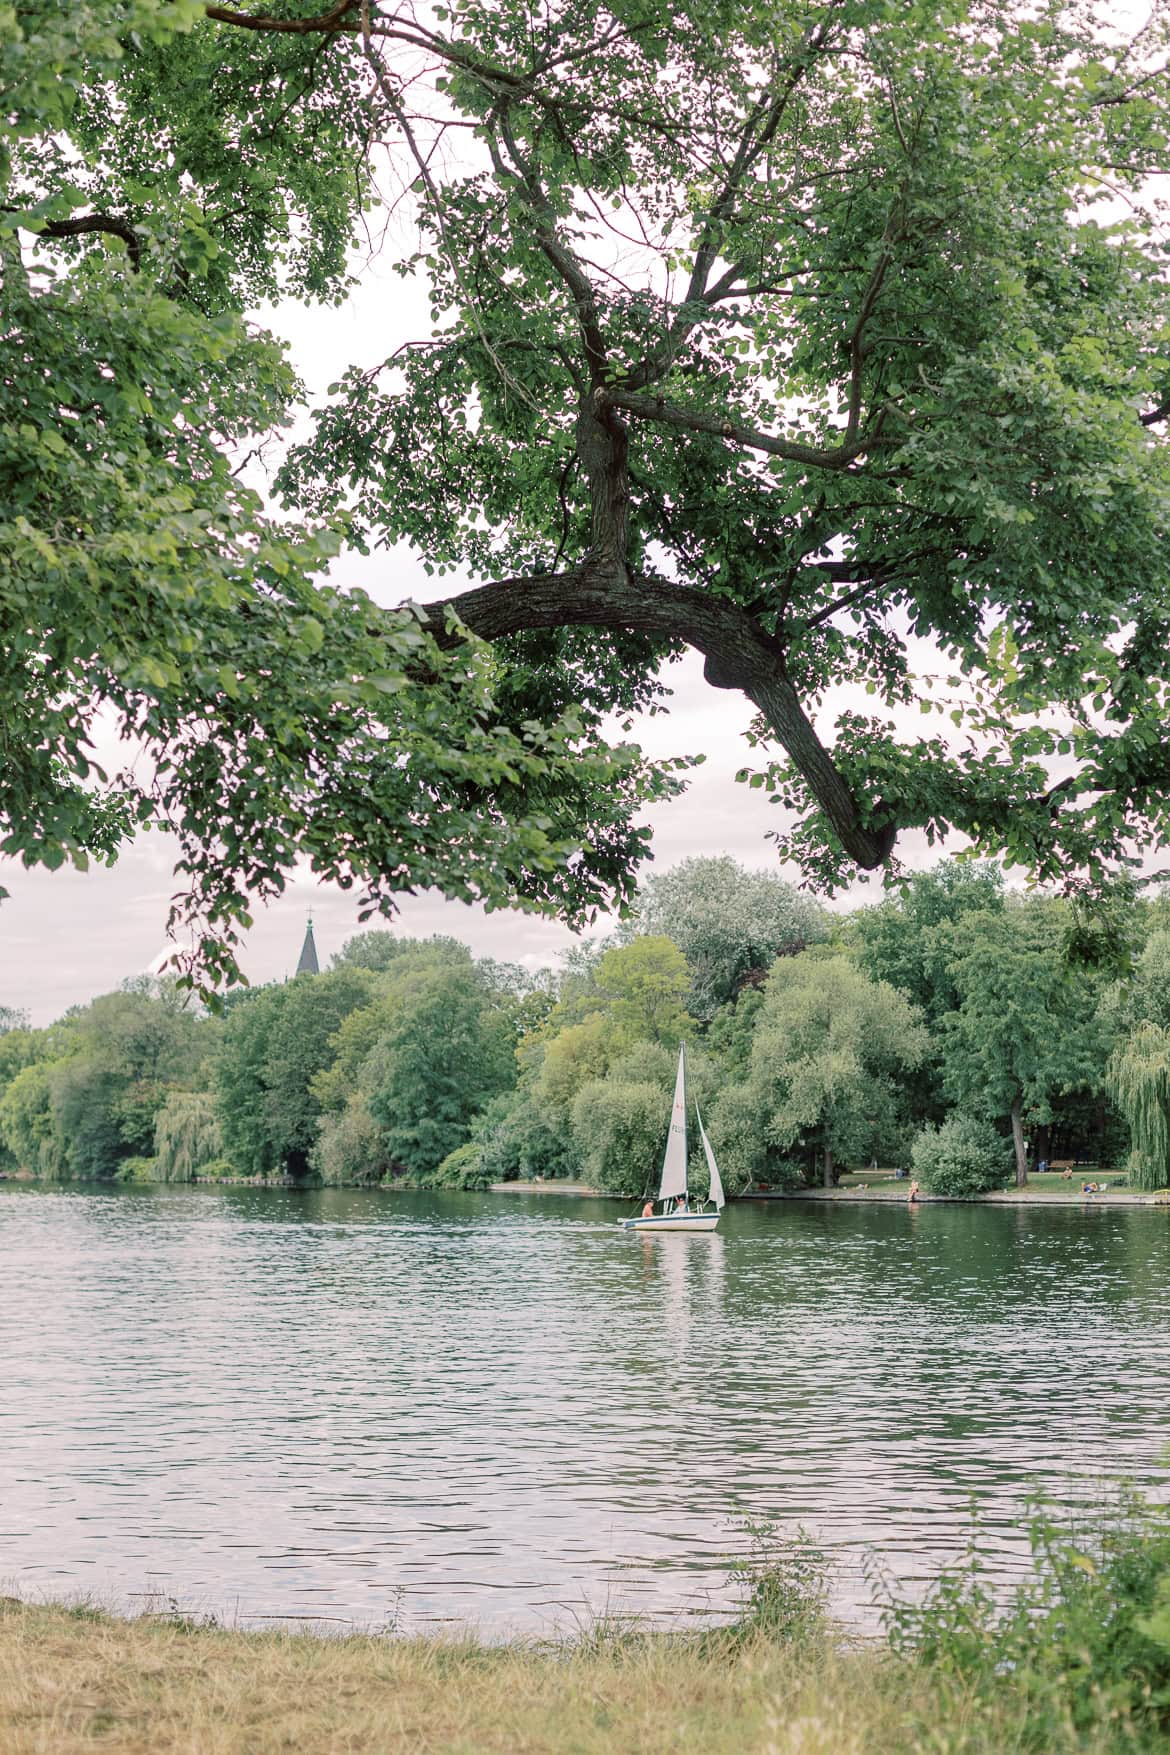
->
[619,1043,724,1232]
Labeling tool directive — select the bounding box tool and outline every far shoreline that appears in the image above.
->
[488,1178,1170,1208]
[3,1173,1166,1208]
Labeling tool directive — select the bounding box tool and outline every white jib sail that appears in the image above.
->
[657,1043,689,1202]
[696,1107,725,1211]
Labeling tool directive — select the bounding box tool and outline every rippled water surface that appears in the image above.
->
[2,1184,1168,1633]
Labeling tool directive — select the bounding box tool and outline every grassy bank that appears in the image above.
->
[5,1499,1170,1755]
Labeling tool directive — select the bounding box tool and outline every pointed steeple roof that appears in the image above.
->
[295,914,320,976]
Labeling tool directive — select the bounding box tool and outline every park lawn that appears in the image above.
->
[0,1598,1146,1755]
[828,1168,1146,1200]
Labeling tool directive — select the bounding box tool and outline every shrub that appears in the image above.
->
[888,1491,1170,1748]
[112,1156,157,1183]
[728,1522,828,1646]
[911,1113,1012,1196]
[429,1141,489,1189]
[194,1158,238,1181]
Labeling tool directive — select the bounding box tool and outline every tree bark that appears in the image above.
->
[424,566,897,870]
[823,1145,835,1188]
[1010,1092,1028,1187]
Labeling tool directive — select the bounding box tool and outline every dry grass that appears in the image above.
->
[0,1596,1138,1755]
[0,1598,944,1755]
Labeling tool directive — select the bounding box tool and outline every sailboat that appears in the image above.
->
[619,1043,724,1232]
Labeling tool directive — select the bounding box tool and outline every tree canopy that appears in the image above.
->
[942,900,1112,1182]
[3,863,1168,1192]
[626,856,827,1018]
[1,0,684,987]
[9,0,1170,968]
[718,952,929,1186]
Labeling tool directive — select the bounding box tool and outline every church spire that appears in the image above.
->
[295,914,320,976]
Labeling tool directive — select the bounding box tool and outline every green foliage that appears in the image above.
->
[1,3,684,989]
[628,857,827,1019]
[267,0,1170,897]
[429,1141,489,1190]
[536,1014,612,1117]
[1120,930,1170,1034]
[888,1492,1170,1750]
[50,1058,123,1179]
[365,963,518,1177]
[312,1100,389,1188]
[728,1524,828,1647]
[213,987,284,1180]
[0,1028,43,1168]
[331,932,471,975]
[0,1062,63,1178]
[739,953,928,1183]
[112,1156,156,1184]
[853,863,1005,1028]
[3,860,1157,1196]
[942,900,1115,1181]
[1108,1024,1170,1193]
[571,1079,667,1196]
[472,1090,572,1184]
[706,1079,801,1195]
[215,970,373,1178]
[594,937,694,1046]
[911,1114,1012,1198]
[705,990,766,1081]
[0,983,212,1180]
[8,0,1170,955]
[153,1091,222,1183]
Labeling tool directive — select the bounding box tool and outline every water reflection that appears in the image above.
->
[0,1184,1167,1634]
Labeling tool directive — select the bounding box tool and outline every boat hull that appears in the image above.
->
[619,1213,720,1233]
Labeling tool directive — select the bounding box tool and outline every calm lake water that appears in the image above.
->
[1,1183,1168,1635]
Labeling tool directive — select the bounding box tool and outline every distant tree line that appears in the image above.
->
[4,858,1170,1196]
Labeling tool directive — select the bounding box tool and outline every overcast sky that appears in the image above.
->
[2,230,953,1028]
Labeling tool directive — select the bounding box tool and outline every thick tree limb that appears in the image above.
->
[205,1,358,33]
[607,390,872,469]
[9,211,142,270]
[418,563,896,868]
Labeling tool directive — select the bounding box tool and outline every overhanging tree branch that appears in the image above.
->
[417,565,896,868]
[7,211,142,270]
[606,390,874,468]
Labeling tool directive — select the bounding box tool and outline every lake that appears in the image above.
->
[1,1183,1167,1636]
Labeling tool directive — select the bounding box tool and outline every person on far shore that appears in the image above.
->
[908,1179,920,1204]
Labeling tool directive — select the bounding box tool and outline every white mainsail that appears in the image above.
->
[657,1043,689,1201]
[696,1107,725,1212]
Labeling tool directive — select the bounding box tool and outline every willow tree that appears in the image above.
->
[153,1091,223,1181]
[1108,1024,1170,1192]
[9,0,1170,974]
